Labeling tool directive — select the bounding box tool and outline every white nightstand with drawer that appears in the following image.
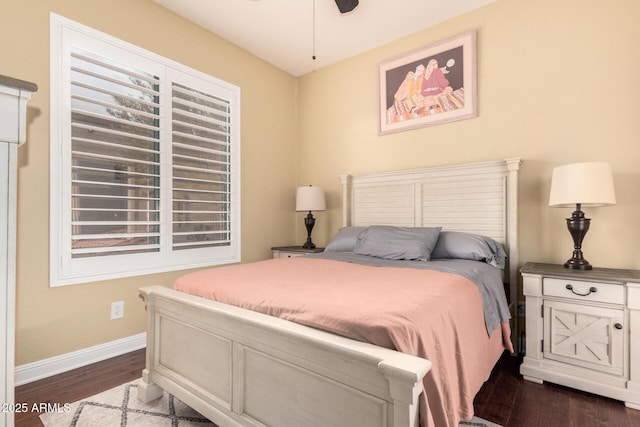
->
[520,262,640,409]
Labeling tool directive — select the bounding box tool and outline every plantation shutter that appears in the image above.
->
[171,83,233,250]
[51,14,241,286]
[69,48,161,258]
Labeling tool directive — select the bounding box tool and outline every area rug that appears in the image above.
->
[40,379,502,427]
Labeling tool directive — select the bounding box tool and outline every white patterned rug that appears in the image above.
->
[40,380,212,427]
[40,379,502,427]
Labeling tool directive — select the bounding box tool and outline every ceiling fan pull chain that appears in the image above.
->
[312,0,317,60]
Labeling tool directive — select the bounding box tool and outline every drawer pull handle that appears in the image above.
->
[614,323,623,330]
[565,284,597,296]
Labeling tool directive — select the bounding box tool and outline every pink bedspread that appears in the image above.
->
[174,257,509,427]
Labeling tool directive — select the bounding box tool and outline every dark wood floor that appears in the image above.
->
[14,349,640,427]
[474,354,640,427]
[15,349,146,427]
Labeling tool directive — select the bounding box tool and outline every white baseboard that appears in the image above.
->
[15,332,146,386]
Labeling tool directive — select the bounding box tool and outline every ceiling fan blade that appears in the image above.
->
[335,0,359,14]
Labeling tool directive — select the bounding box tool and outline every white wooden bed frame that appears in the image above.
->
[138,158,521,427]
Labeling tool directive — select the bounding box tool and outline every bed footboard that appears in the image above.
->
[138,285,431,427]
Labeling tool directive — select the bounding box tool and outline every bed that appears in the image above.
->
[138,158,522,427]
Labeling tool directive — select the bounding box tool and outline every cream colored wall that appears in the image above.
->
[296,0,640,274]
[1,0,298,364]
[4,0,640,367]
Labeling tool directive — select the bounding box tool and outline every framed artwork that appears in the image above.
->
[378,30,477,135]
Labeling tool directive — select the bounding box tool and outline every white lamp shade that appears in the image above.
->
[549,162,616,208]
[296,185,326,211]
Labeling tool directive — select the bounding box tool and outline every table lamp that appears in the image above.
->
[549,162,616,270]
[296,185,326,249]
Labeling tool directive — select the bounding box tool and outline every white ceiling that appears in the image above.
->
[152,0,496,77]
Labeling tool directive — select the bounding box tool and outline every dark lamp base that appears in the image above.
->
[564,258,593,270]
[563,204,593,270]
[302,211,317,249]
[302,241,316,249]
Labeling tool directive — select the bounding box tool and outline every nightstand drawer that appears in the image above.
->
[271,246,324,259]
[543,277,624,305]
[275,251,306,259]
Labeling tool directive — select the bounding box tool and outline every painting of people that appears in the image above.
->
[378,31,477,135]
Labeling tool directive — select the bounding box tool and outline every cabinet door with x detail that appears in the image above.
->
[543,300,625,377]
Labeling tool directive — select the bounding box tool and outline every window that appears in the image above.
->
[50,14,240,286]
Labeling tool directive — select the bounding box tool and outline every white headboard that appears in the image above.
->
[339,158,522,331]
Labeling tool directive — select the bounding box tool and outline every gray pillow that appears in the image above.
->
[431,231,507,269]
[325,227,367,252]
[354,225,442,261]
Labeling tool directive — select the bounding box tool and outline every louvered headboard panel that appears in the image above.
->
[339,158,522,337]
[420,171,507,244]
[350,183,416,227]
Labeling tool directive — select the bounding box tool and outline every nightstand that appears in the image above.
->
[271,246,325,259]
[520,262,640,409]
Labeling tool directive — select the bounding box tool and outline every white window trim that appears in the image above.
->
[50,13,241,287]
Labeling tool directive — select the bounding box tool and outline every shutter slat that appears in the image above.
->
[173,210,230,215]
[71,50,159,87]
[71,244,161,255]
[72,137,159,156]
[173,187,227,195]
[172,85,229,109]
[70,65,159,97]
[71,179,159,191]
[172,96,230,119]
[172,100,230,120]
[172,240,230,249]
[172,153,229,168]
[73,231,160,239]
[172,130,230,148]
[72,122,158,144]
[72,80,160,112]
[71,108,160,133]
[71,150,160,167]
[72,194,159,203]
[172,117,230,138]
[173,176,228,186]
[73,165,159,180]
[172,164,230,176]
[71,221,160,229]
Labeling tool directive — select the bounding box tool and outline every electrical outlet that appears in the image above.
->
[110,301,124,320]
